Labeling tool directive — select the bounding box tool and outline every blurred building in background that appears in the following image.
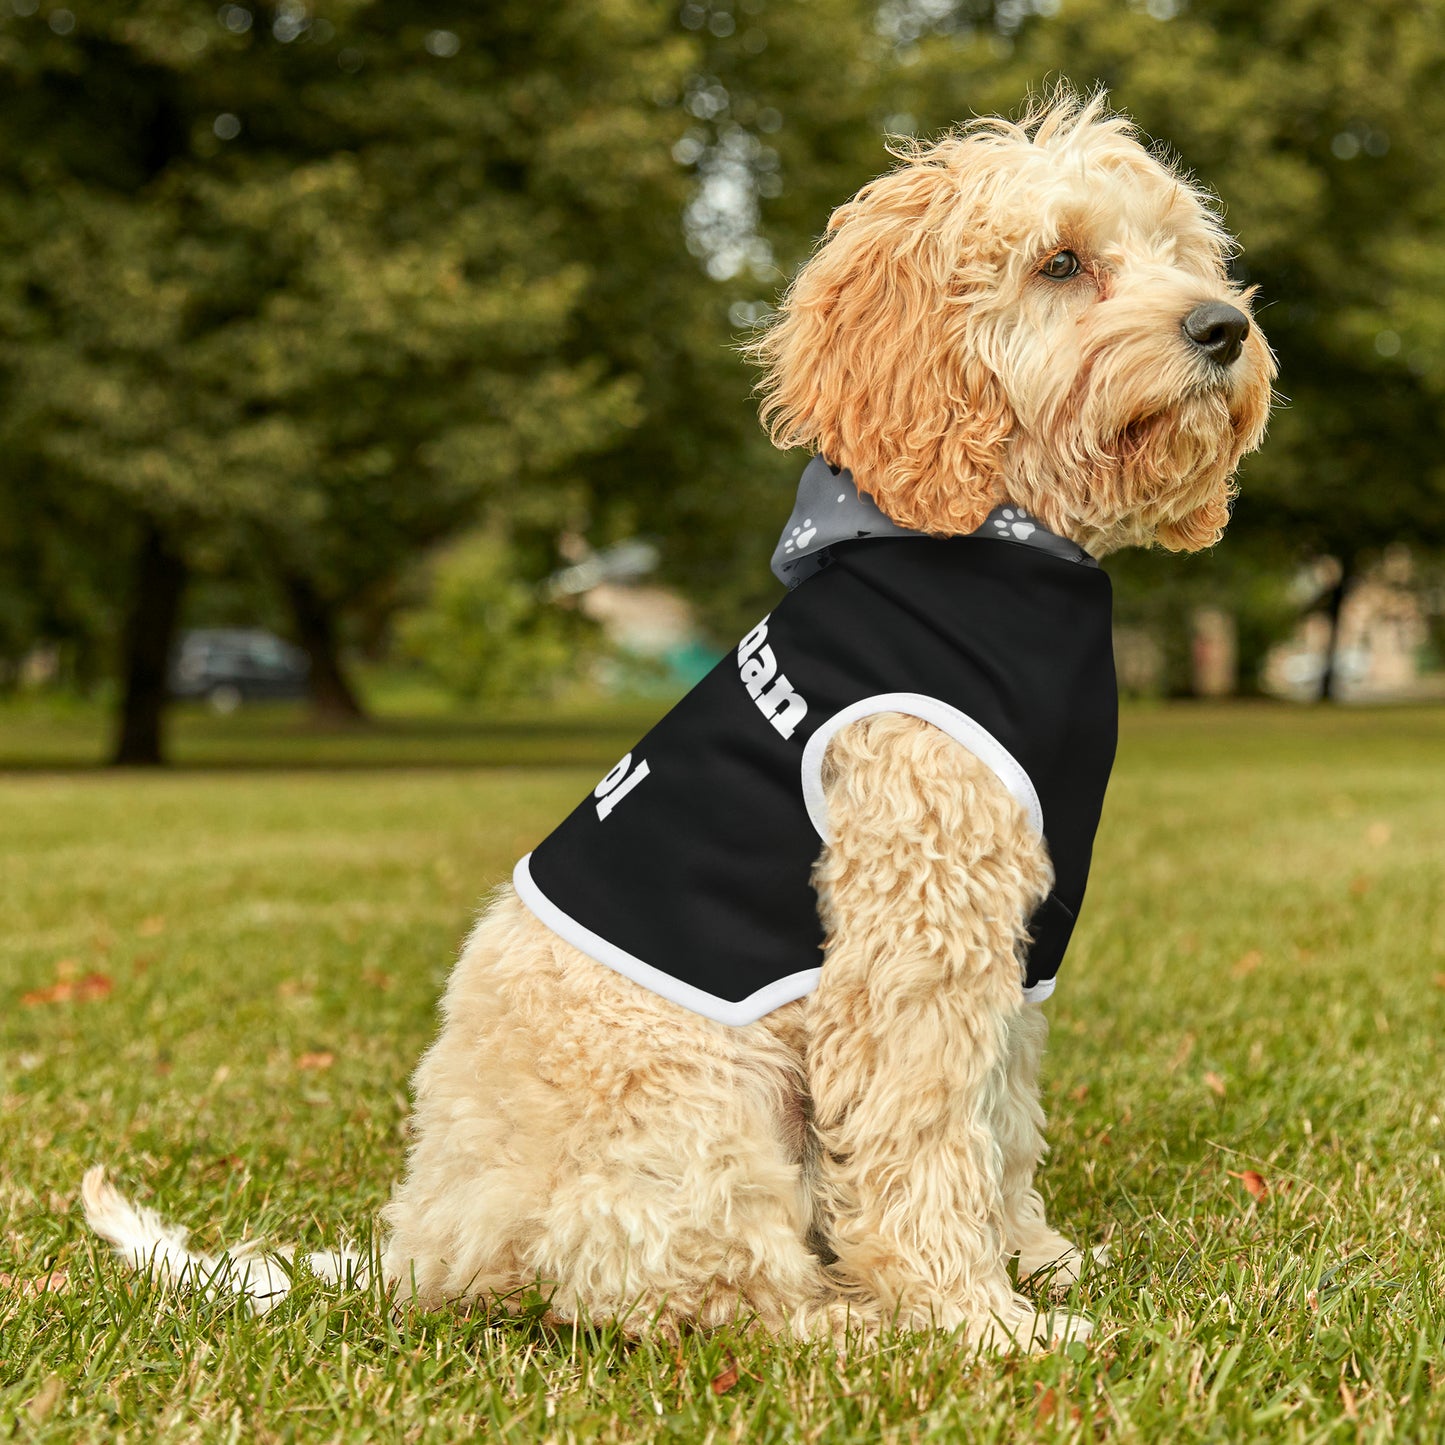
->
[1262,550,1441,701]
[547,539,721,692]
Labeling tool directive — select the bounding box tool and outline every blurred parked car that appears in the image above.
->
[169,629,310,712]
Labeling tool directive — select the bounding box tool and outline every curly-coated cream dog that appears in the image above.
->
[85,92,1273,1351]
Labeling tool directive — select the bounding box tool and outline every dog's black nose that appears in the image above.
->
[1182,302,1250,366]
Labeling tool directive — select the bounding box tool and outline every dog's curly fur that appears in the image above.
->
[85,90,1274,1351]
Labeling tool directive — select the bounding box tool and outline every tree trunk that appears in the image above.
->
[1316,555,1355,703]
[111,523,187,766]
[284,573,367,724]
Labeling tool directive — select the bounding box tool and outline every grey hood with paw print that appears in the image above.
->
[771,454,1096,587]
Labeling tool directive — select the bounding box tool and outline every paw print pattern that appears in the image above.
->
[992,506,1036,541]
[783,518,817,553]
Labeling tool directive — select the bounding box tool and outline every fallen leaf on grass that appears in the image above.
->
[138,915,166,937]
[1349,875,1372,899]
[1167,1034,1196,1073]
[0,1268,69,1299]
[1034,1386,1058,1425]
[27,1375,64,1423]
[1228,1169,1269,1201]
[295,1051,334,1071]
[21,983,67,1007]
[361,969,394,992]
[1433,973,1445,990]
[21,973,113,1007]
[1231,950,1263,978]
[1203,1071,1227,1098]
[1069,1084,1089,1103]
[1364,822,1391,848]
[1034,1385,1085,1428]
[710,1356,740,1395]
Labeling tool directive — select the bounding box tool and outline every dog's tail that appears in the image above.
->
[81,1166,368,1315]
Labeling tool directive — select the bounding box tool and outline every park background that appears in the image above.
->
[2,2,1444,1442]
[2,0,1445,749]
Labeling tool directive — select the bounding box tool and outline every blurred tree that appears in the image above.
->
[8,0,1445,738]
[575,0,891,639]
[0,0,686,758]
[0,451,129,693]
[0,0,907,751]
[395,528,597,705]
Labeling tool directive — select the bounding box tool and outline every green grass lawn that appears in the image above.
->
[2,701,1443,1442]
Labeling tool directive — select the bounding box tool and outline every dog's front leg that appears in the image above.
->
[805,712,1088,1350]
[994,1003,1095,1289]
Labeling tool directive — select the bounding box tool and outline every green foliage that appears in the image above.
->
[0,0,893,682]
[0,457,131,687]
[5,0,1445,700]
[0,1,684,611]
[575,0,889,638]
[396,532,597,705]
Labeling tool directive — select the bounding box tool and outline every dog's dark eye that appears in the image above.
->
[1041,250,1081,280]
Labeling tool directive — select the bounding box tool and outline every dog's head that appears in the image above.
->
[751,90,1275,554]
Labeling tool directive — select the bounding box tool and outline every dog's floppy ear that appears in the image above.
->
[750,145,1013,535]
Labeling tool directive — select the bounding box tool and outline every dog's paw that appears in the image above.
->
[1032,1308,1093,1348]
[970,1296,1093,1354]
[1017,1239,1109,1293]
